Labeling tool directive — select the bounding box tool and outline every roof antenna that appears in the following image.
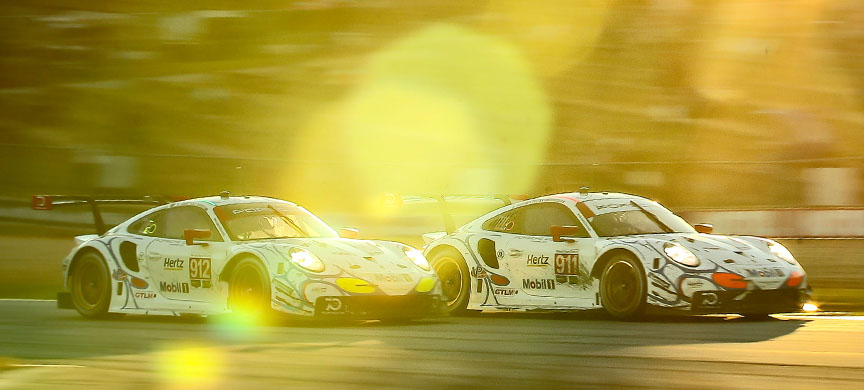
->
[220,191,230,200]
[579,186,590,194]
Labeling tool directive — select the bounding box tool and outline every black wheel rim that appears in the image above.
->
[603,260,640,313]
[74,259,106,310]
[231,264,265,309]
[434,257,463,307]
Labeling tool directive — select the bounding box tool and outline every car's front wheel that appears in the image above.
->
[430,248,470,316]
[228,257,273,321]
[599,253,646,320]
[70,251,112,318]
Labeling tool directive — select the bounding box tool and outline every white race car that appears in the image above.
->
[35,193,443,320]
[422,192,809,319]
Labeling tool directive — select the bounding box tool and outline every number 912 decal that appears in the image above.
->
[189,257,212,288]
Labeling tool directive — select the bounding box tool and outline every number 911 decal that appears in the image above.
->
[554,252,590,287]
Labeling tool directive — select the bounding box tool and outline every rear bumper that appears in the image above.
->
[57,292,73,309]
[314,295,445,320]
[688,288,809,314]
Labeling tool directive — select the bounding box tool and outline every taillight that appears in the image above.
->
[712,272,748,289]
[786,271,803,287]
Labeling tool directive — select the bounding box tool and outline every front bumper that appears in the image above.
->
[688,288,809,314]
[314,295,445,320]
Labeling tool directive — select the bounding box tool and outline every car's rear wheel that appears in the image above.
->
[70,252,112,318]
[228,258,273,321]
[600,254,646,320]
[430,248,470,315]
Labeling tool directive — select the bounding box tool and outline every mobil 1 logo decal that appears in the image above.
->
[555,252,590,287]
[189,257,212,288]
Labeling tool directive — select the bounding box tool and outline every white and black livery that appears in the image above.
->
[422,192,809,319]
[36,193,443,320]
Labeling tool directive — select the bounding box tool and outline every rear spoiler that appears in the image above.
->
[31,195,178,235]
[384,193,519,234]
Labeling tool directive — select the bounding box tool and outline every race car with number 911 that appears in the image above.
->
[33,192,444,321]
[421,191,809,319]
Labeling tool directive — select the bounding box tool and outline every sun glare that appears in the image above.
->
[156,344,225,390]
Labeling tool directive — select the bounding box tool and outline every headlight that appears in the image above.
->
[663,243,700,267]
[403,247,430,271]
[288,248,325,273]
[768,242,797,265]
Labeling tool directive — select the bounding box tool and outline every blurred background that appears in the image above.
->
[0,0,863,307]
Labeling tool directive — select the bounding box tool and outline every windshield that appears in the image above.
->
[213,202,338,241]
[583,199,696,237]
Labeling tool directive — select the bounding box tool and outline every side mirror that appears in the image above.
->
[551,225,582,243]
[338,228,360,239]
[694,223,713,234]
[184,229,211,245]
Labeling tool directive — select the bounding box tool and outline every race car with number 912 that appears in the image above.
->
[421,192,810,319]
[33,192,444,321]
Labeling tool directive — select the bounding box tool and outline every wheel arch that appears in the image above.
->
[219,251,269,282]
[590,247,646,280]
[424,234,477,265]
[425,243,464,263]
[66,245,111,287]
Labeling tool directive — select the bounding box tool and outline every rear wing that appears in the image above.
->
[31,195,177,235]
[383,193,518,234]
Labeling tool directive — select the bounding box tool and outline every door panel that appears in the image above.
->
[506,236,596,299]
[497,200,598,303]
[145,239,226,303]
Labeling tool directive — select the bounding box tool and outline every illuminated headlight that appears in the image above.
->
[768,242,798,265]
[288,248,325,273]
[404,247,430,271]
[663,243,700,267]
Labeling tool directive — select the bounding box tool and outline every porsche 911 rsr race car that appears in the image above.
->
[422,192,809,319]
[34,193,443,320]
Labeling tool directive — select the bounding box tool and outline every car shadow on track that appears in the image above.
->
[462,308,801,323]
[0,301,810,363]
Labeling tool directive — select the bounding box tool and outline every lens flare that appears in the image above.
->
[210,298,270,341]
[290,23,551,214]
[155,344,224,390]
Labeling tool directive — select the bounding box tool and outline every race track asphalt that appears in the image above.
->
[0,300,862,390]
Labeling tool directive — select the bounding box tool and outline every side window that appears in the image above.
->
[161,206,222,241]
[482,209,521,233]
[128,210,164,236]
[518,203,590,238]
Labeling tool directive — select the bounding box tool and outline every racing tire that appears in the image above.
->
[227,257,274,322]
[430,248,471,316]
[70,252,113,319]
[599,253,646,320]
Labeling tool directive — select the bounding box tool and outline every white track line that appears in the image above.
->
[0,299,56,302]
[777,315,864,321]
[9,364,85,368]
